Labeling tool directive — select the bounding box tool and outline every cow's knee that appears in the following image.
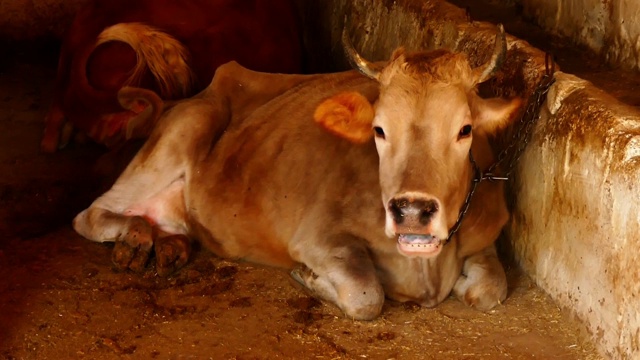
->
[453,247,507,311]
[291,256,384,320]
[292,237,384,320]
[336,281,385,320]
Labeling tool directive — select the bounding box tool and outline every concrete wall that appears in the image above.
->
[510,72,640,359]
[519,0,640,71]
[299,0,547,95]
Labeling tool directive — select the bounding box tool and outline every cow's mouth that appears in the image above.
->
[396,234,442,258]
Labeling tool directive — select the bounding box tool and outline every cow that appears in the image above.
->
[41,0,302,153]
[72,24,523,320]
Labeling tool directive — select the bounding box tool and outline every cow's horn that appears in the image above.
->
[342,27,380,80]
[473,24,507,84]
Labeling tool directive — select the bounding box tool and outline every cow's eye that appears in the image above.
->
[458,124,472,139]
[373,126,386,139]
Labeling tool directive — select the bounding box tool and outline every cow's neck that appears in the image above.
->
[455,135,510,258]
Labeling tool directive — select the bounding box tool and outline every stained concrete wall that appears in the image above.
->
[519,0,640,71]
[299,0,547,95]
[510,72,640,359]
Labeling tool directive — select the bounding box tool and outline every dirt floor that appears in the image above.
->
[5,1,639,358]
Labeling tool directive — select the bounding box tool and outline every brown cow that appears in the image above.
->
[41,0,302,152]
[73,25,522,320]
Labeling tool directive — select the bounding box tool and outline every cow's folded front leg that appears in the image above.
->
[290,236,384,320]
[453,244,507,311]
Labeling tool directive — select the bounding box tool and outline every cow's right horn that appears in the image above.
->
[473,24,507,84]
[342,27,380,80]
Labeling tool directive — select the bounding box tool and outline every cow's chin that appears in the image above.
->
[396,234,443,259]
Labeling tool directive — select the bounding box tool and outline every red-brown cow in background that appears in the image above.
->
[41,0,302,152]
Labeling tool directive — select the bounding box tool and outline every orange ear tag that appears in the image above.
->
[313,91,374,144]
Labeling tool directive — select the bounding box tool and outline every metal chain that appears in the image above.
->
[446,152,481,241]
[486,53,556,179]
[446,54,556,242]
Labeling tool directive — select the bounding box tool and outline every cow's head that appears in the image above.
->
[315,25,521,259]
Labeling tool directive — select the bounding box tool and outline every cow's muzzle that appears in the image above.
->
[389,197,438,228]
[388,196,445,258]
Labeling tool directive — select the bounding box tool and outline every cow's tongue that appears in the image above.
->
[397,234,441,254]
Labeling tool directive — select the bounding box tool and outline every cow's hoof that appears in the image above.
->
[112,216,153,272]
[290,265,316,287]
[155,234,191,277]
[453,274,508,311]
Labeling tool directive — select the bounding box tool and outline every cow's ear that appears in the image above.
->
[118,87,164,139]
[471,96,522,135]
[314,91,375,144]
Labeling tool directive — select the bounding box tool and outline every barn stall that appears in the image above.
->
[0,0,638,358]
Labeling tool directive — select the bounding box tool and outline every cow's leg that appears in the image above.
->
[77,210,191,275]
[75,97,231,274]
[75,209,154,272]
[290,234,384,320]
[453,244,507,311]
[74,174,190,274]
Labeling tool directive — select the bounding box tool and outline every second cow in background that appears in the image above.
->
[41,0,303,152]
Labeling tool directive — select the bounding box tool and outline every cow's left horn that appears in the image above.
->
[342,27,380,80]
[473,24,507,84]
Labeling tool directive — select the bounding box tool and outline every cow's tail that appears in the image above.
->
[96,22,195,99]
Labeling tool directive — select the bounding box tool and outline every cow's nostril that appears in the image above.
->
[419,200,438,225]
[389,200,405,224]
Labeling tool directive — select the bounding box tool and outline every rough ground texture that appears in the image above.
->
[0,11,618,360]
[0,231,599,359]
